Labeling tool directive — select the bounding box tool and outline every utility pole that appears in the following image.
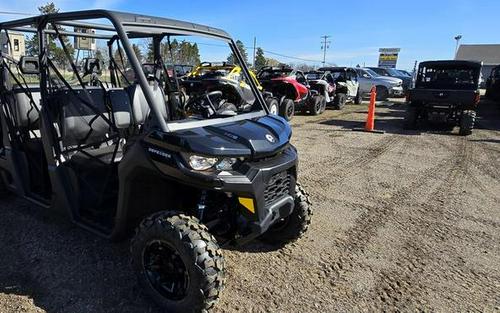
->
[454,35,462,59]
[252,37,256,69]
[320,35,331,66]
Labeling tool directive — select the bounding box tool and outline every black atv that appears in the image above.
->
[405,60,482,135]
[0,10,312,313]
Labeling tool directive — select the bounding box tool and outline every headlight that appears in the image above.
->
[188,155,219,171]
[185,154,239,171]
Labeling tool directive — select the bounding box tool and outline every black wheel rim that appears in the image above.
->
[143,240,189,301]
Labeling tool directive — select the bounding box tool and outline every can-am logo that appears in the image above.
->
[265,134,276,143]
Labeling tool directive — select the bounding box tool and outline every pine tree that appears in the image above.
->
[254,47,266,70]
[146,40,154,62]
[132,44,143,63]
[25,2,74,68]
[227,40,248,65]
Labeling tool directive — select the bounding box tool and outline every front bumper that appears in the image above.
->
[149,144,299,244]
[215,147,298,243]
[390,86,405,97]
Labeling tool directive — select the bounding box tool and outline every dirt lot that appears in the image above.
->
[0,98,499,313]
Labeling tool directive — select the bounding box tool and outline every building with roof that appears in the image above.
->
[0,31,25,61]
[455,44,500,84]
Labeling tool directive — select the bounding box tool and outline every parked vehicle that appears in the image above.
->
[405,60,482,135]
[396,69,413,77]
[355,68,404,100]
[257,66,326,115]
[305,70,337,107]
[318,67,362,107]
[174,64,193,76]
[181,62,291,119]
[0,10,312,313]
[368,66,412,92]
[485,64,500,101]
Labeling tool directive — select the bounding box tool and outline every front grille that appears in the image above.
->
[264,171,292,206]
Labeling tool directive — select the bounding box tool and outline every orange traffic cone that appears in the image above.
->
[353,86,385,134]
[365,86,377,131]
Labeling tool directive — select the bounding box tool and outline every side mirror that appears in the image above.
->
[19,56,39,75]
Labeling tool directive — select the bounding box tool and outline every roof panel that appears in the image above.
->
[455,44,500,65]
[0,9,231,39]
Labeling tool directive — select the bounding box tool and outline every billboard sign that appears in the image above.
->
[378,48,400,68]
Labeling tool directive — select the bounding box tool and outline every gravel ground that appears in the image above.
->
[0,98,499,313]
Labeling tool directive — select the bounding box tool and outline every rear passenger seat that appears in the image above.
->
[12,85,41,130]
[52,86,132,163]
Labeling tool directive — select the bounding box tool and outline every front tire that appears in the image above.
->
[260,184,312,246]
[309,95,323,115]
[354,89,362,104]
[320,95,327,113]
[266,97,279,116]
[280,98,295,121]
[334,93,347,110]
[459,110,476,136]
[131,212,225,313]
[376,86,389,101]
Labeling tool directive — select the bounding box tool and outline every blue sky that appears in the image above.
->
[1,0,500,69]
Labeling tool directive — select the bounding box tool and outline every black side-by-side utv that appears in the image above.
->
[405,60,482,135]
[0,10,312,313]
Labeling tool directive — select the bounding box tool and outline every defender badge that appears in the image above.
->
[265,134,276,143]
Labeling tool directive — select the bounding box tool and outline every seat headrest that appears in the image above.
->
[83,58,101,75]
[20,56,39,75]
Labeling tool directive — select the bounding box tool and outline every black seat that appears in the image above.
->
[51,86,131,164]
[126,82,170,125]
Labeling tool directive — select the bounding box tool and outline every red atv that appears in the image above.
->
[257,66,326,116]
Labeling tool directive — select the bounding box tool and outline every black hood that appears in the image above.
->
[150,115,292,159]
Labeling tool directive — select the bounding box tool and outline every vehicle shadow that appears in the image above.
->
[318,100,499,136]
[0,197,283,312]
[0,197,161,313]
[319,101,418,135]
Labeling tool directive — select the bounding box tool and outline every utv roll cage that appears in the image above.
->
[0,10,268,239]
[0,10,268,133]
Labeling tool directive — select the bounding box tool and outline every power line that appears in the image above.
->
[261,49,331,64]
[182,40,333,65]
[320,35,331,66]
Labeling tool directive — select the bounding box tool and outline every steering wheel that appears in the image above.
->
[184,90,222,117]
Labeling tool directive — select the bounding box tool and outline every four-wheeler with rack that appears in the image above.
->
[0,10,312,313]
[405,60,482,135]
[257,66,326,116]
